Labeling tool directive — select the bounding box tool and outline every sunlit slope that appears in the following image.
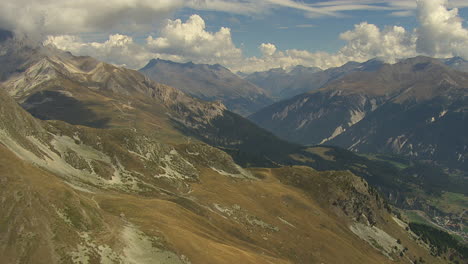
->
[0,74,443,263]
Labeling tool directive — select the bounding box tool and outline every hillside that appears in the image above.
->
[0,62,445,263]
[2,42,465,227]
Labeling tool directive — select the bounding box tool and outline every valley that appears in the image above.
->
[0,28,466,263]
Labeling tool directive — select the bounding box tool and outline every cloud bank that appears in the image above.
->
[45,14,244,69]
[2,0,468,38]
[0,0,183,40]
[2,0,419,39]
[34,0,468,72]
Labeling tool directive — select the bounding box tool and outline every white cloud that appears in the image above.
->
[235,0,468,72]
[0,0,388,40]
[184,0,268,15]
[233,46,358,73]
[45,15,243,69]
[295,24,316,28]
[146,15,242,65]
[44,0,468,73]
[449,0,468,8]
[265,0,338,17]
[390,10,415,17]
[416,0,468,58]
[240,0,468,72]
[338,22,417,63]
[186,0,468,17]
[2,0,467,42]
[0,0,183,40]
[259,43,277,56]
[44,34,154,68]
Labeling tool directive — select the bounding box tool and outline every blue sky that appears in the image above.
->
[179,1,467,57]
[190,10,410,56]
[3,0,468,72]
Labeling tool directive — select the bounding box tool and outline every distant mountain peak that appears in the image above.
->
[250,55,468,172]
[398,55,443,65]
[442,56,468,72]
[139,58,273,116]
[142,58,227,72]
[141,58,177,70]
[287,65,322,75]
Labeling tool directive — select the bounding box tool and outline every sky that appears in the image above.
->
[1,0,468,73]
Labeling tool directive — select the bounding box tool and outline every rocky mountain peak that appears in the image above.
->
[319,55,467,100]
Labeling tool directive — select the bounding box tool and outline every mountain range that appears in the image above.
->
[245,65,322,100]
[246,59,385,100]
[140,58,273,116]
[250,56,468,172]
[246,57,468,102]
[0,31,466,263]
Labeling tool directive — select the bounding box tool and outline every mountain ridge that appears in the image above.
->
[0,41,465,262]
[250,56,468,172]
[245,59,385,100]
[0,54,444,263]
[140,58,273,116]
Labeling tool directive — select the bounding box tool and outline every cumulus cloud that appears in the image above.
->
[0,0,396,41]
[233,46,359,73]
[231,22,418,72]
[0,0,183,40]
[45,15,243,69]
[416,0,468,58]
[2,0,468,42]
[238,0,468,72]
[146,15,242,65]
[259,43,277,57]
[338,22,417,63]
[44,34,155,68]
[44,0,468,73]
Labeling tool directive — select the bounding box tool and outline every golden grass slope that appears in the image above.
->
[0,138,445,263]
[0,50,447,264]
